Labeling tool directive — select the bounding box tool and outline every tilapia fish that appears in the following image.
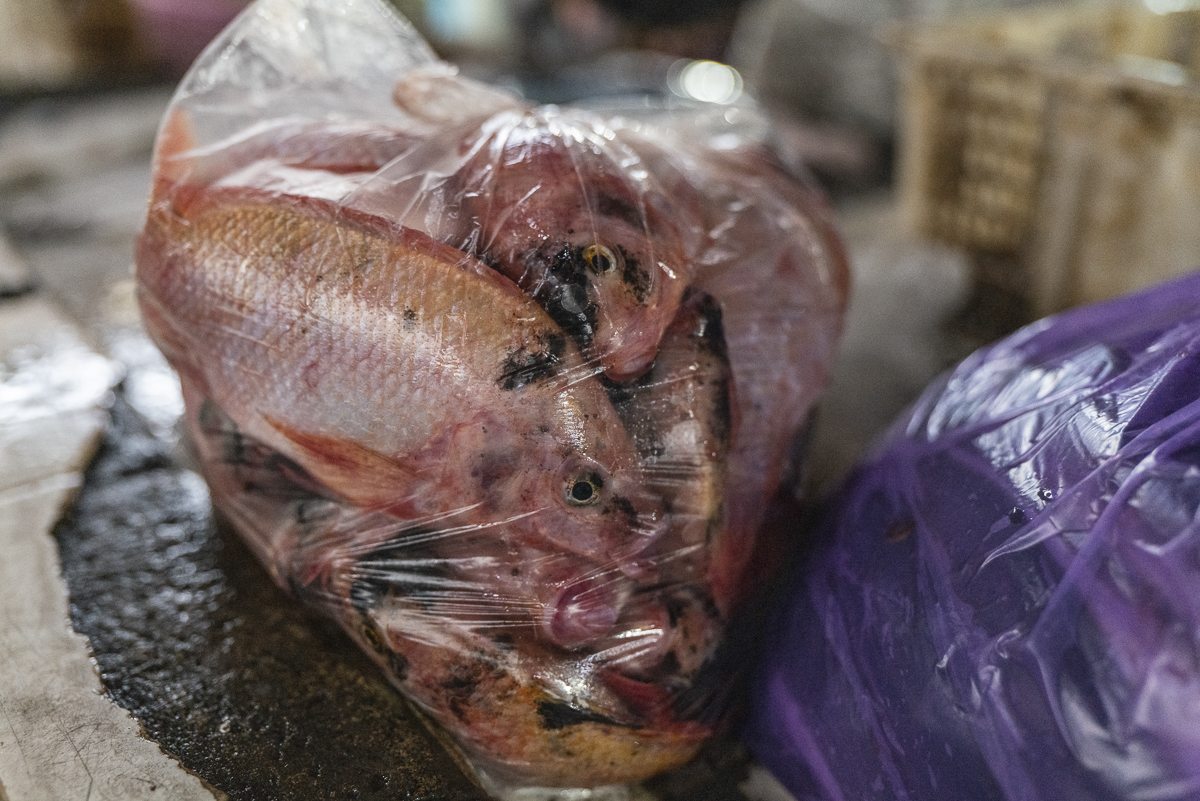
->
[388,66,697,383]
[441,108,695,382]
[158,96,693,385]
[622,136,851,613]
[136,179,734,786]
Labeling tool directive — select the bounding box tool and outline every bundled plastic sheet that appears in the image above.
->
[746,271,1200,800]
[134,0,849,789]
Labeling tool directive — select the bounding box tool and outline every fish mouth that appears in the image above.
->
[536,564,637,650]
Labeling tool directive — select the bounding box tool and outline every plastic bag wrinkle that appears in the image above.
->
[135,0,848,789]
[748,271,1200,801]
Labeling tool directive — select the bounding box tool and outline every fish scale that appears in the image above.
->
[144,187,560,455]
[138,183,660,570]
[133,0,849,786]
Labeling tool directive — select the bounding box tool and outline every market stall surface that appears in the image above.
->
[0,87,971,801]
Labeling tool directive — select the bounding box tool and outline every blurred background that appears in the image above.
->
[4,0,1198,481]
[2,0,1199,798]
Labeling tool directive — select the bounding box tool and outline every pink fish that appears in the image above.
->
[688,147,850,612]
[135,179,735,786]
[155,85,699,385]
[186,398,713,786]
[138,179,667,585]
[390,67,698,382]
[609,125,849,612]
[589,290,732,681]
[432,107,696,382]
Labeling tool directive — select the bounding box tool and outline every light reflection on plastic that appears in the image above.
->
[669,60,743,105]
[1144,0,1199,13]
[425,0,513,48]
[1116,53,1189,85]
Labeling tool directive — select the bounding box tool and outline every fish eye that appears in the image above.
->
[582,244,621,275]
[565,472,604,506]
[362,622,389,654]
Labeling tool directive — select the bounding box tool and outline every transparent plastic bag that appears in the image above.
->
[746,271,1200,800]
[135,0,848,789]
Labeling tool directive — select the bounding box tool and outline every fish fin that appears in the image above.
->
[194,400,330,501]
[154,109,198,184]
[263,415,421,513]
[599,669,676,724]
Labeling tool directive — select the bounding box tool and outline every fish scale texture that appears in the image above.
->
[135,0,848,789]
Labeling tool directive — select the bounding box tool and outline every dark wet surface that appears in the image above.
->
[54,394,490,801]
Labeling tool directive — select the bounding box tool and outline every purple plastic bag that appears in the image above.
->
[746,271,1200,801]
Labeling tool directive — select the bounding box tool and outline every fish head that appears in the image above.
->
[444,398,666,574]
[537,449,664,568]
[537,385,670,571]
[461,111,690,381]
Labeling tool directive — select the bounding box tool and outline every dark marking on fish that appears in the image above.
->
[402,308,417,330]
[593,192,644,229]
[444,680,477,722]
[441,656,504,722]
[496,335,566,390]
[536,700,626,730]
[389,650,410,681]
[348,530,446,613]
[618,247,650,303]
[470,451,517,493]
[607,495,638,526]
[708,374,734,449]
[544,244,585,284]
[687,291,729,363]
[441,673,479,692]
[525,245,597,350]
[685,291,734,446]
[198,400,329,500]
[601,375,639,407]
[198,400,240,456]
